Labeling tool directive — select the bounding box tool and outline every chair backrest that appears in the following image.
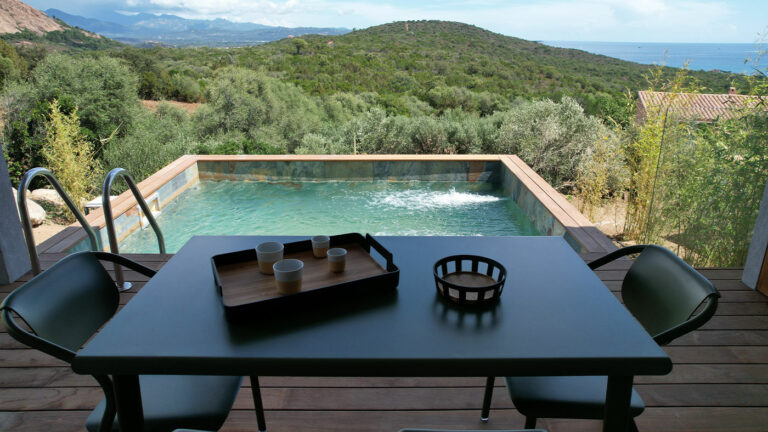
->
[622,245,719,345]
[0,252,119,363]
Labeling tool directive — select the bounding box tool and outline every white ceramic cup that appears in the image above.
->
[273,259,304,294]
[256,241,284,274]
[327,248,347,273]
[311,235,330,258]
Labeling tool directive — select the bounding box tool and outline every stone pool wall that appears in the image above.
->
[69,162,199,252]
[499,166,582,252]
[197,160,501,183]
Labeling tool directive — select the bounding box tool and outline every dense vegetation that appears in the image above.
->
[615,68,768,266]
[0,27,122,51]
[102,21,748,120]
[0,20,765,266]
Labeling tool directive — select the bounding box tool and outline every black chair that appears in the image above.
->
[480,245,720,431]
[0,251,244,432]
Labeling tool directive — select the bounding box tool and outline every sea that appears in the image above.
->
[543,41,761,75]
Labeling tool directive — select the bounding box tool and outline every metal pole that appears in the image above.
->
[644,105,671,244]
[103,168,166,291]
[17,168,101,275]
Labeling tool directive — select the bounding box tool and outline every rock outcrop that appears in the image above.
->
[0,0,64,35]
[11,187,45,226]
[29,188,64,207]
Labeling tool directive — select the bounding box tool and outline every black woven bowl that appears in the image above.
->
[433,255,506,306]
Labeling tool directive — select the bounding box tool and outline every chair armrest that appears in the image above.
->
[0,308,77,363]
[92,251,157,277]
[654,293,720,345]
[588,245,648,270]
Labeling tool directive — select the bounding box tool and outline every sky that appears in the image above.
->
[25,0,768,43]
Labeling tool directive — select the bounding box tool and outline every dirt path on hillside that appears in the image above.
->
[141,100,201,114]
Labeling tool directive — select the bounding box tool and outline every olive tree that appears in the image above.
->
[494,97,604,189]
[31,54,139,140]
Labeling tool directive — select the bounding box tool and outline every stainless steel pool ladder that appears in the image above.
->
[103,168,166,291]
[17,167,102,276]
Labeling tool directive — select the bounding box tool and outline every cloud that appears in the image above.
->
[617,0,669,15]
[25,0,764,42]
[145,0,311,21]
[295,0,740,42]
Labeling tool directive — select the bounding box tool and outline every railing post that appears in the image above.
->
[103,168,166,291]
[16,168,100,276]
[743,180,768,295]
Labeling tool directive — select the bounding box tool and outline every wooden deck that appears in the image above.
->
[1,252,767,432]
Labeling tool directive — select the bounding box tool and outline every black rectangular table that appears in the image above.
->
[72,236,671,432]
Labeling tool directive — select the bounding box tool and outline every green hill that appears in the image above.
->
[117,20,744,119]
[258,21,743,103]
[249,20,729,95]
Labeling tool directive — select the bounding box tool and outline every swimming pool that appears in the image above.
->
[118,180,541,253]
[51,156,614,257]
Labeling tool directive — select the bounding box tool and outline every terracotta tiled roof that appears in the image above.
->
[636,90,765,123]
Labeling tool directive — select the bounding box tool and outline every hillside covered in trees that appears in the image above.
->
[0,18,754,188]
[106,20,746,120]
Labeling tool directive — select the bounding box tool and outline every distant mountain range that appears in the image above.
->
[44,8,350,47]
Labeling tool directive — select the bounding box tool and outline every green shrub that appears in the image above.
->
[31,54,139,140]
[441,109,485,154]
[2,54,135,185]
[102,103,195,182]
[42,99,102,213]
[494,97,604,190]
[347,108,414,153]
[426,86,477,112]
[624,68,701,240]
[409,116,448,153]
[194,67,326,152]
[167,74,202,102]
[295,133,350,154]
[575,130,627,219]
[637,111,768,267]
[0,40,25,87]
[194,131,285,155]
[1,82,50,183]
[320,92,374,123]
[621,66,768,267]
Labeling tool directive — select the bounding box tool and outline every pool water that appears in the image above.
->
[119,180,541,253]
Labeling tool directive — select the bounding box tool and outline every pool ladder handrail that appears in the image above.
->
[17,167,102,276]
[103,168,166,291]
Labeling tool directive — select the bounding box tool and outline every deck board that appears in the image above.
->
[0,252,766,432]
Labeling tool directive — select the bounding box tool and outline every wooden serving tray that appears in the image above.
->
[212,233,399,319]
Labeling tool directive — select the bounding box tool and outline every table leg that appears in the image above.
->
[481,376,494,421]
[251,376,267,432]
[113,374,144,431]
[603,375,633,432]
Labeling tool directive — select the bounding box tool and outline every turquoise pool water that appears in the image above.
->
[118,180,541,253]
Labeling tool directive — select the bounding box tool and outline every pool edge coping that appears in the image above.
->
[37,154,617,255]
